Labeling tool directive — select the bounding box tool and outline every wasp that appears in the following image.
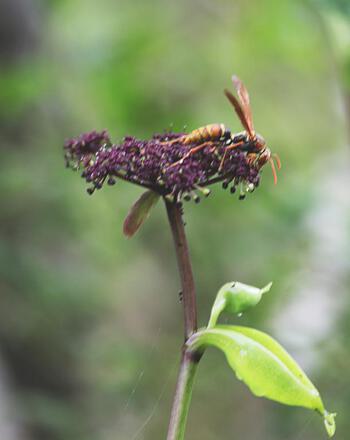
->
[165,75,281,184]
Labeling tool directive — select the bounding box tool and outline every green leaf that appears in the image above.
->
[123,190,160,237]
[208,281,272,327]
[187,325,336,437]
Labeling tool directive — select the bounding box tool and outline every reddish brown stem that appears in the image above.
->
[165,200,200,440]
[165,200,197,340]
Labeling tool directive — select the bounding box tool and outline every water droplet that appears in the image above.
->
[323,411,336,438]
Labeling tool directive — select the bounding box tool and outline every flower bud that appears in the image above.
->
[208,281,272,328]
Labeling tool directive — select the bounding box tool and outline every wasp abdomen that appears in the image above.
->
[183,123,226,144]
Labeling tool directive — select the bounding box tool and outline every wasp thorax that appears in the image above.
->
[231,131,249,144]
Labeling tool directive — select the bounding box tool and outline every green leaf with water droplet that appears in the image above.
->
[187,325,336,437]
[123,190,160,237]
[208,281,272,328]
[323,411,336,437]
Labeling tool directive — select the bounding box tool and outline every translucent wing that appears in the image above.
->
[231,75,255,138]
[224,89,254,137]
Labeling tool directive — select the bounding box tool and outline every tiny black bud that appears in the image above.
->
[239,194,246,200]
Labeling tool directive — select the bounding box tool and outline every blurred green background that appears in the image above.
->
[0,0,349,439]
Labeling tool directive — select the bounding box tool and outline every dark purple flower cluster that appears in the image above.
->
[64,130,111,168]
[64,130,260,202]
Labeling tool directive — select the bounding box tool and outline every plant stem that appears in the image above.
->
[165,200,200,440]
[165,201,197,340]
[166,349,200,440]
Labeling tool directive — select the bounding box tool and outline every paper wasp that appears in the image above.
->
[165,75,281,184]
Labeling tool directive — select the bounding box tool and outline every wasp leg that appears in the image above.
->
[218,141,245,172]
[160,136,186,146]
[224,140,245,152]
[166,141,215,170]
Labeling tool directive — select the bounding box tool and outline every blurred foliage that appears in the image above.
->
[0,0,349,439]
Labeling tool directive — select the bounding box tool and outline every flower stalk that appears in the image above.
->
[166,349,200,440]
[165,201,197,339]
[165,200,201,440]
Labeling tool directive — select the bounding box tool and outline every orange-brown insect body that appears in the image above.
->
[182,123,227,145]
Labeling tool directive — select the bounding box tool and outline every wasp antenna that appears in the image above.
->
[269,158,278,185]
[273,153,281,170]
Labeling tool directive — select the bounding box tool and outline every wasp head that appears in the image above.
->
[244,134,281,185]
[256,143,281,185]
[254,133,266,150]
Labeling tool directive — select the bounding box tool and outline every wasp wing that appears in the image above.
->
[224,89,254,138]
[231,75,255,138]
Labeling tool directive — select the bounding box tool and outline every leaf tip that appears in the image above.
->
[323,411,336,438]
[122,223,135,238]
[123,214,141,237]
[261,282,273,295]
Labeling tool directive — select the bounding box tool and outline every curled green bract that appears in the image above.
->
[187,325,336,437]
[208,281,272,327]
